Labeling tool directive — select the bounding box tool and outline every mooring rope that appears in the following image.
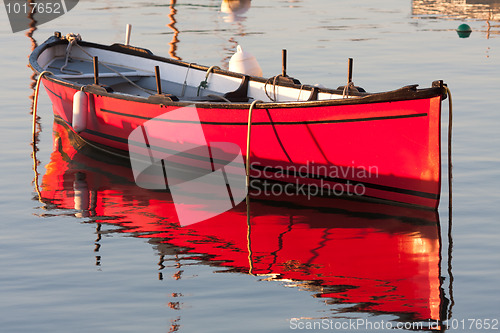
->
[445,86,453,214]
[246,100,262,188]
[245,100,262,277]
[32,71,53,143]
[60,33,83,75]
[180,64,192,97]
[264,75,284,102]
[342,81,356,98]
[31,70,53,203]
[296,84,306,101]
[246,194,254,275]
[445,85,455,320]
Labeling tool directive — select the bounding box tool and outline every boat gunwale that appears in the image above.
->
[29,34,448,109]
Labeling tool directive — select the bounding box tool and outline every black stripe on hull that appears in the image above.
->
[99,107,428,126]
[78,124,438,202]
[45,85,63,100]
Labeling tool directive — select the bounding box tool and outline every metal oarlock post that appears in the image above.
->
[125,24,132,46]
[348,58,353,83]
[155,66,162,94]
[282,49,287,77]
[93,56,99,85]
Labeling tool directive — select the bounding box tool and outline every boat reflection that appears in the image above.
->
[413,0,500,20]
[221,0,252,22]
[165,1,251,69]
[412,0,500,38]
[166,0,181,60]
[36,119,450,328]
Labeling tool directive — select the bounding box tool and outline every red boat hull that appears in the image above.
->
[43,78,442,209]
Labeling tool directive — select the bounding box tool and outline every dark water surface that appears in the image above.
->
[1,1,499,332]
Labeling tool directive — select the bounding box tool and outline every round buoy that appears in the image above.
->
[457,24,472,38]
[229,45,263,77]
[72,90,88,133]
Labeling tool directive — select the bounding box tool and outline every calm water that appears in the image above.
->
[1,0,499,332]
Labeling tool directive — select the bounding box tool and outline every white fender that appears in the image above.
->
[72,90,88,133]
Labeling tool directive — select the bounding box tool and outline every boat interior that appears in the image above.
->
[38,42,365,104]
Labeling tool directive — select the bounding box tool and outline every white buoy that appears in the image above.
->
[229,45,262,77]
[72,90,88,133]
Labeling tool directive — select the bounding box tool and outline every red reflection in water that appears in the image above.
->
[39,120,446,325]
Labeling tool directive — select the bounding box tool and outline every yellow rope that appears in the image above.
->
[245,100,263,275]
[31,71,53,203]
[246,195,254,275]
[32,71,53,143]
[246,100,262,188]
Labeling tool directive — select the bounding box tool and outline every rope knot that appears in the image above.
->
[342,81,358,98]
[65,33,82,45]
[60,33,82,75]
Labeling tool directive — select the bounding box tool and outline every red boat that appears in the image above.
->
[36,121,447,326]
[30,32,448,209]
